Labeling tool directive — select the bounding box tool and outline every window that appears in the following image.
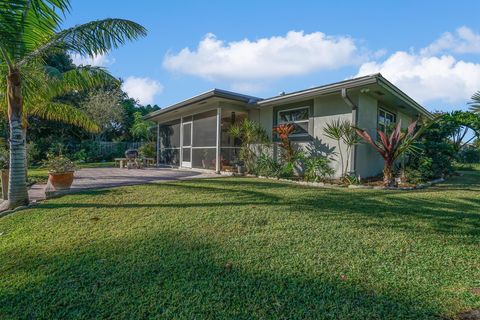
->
[378,108,396,133]
[277,106,310,136]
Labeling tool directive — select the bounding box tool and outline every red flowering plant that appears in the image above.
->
[273,123,296,163]
[355,120,425,187]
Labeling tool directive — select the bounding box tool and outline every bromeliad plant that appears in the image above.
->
[273,123,297,163]
[355,120,423,187]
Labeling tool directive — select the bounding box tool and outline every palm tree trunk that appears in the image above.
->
[5,69,29,209]
[383,160,395,187]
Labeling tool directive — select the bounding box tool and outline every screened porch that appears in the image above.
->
[157,108,247,173]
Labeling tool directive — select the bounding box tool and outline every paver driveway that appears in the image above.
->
[29,167,217,202]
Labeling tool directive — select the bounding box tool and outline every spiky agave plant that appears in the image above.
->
[0,0,146,210]
[355,120,423,187]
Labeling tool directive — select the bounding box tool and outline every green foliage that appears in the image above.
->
[253,153,282,178]
[458,145,480,163]
[0,145,8,170]
[469,91,480,113]
[301,155,334,182]
[139,142,156,158]
[230,119,270,173]
[130,112,154,141]
[43,154,76,173]
[323,119,361,177]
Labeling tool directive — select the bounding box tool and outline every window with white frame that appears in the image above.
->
[277,106,310,136]
[377,108,396,133]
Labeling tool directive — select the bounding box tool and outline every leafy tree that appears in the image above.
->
[0,0,146,209]
[81,89,125,140]
[130,112,154,141]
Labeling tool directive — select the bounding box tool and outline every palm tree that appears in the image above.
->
[0,0,146,210]
[470,91,480,113]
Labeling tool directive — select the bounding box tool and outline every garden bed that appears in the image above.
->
[253,174,446,191]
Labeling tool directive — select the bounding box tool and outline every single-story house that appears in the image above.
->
[144,73,433,178]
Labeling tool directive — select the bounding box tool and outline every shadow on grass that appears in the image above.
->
[42,177,480,241]
[0,230,445,319]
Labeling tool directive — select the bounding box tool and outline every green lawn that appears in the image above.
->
[0,170,479,319]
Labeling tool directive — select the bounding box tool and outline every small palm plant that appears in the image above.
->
[230,119,270,173]
[323,119,361,177]
[355,120,423,187]
[0,0,146,209]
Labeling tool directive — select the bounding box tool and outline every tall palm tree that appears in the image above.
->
[0,0,146,210]
[470,91,480,113]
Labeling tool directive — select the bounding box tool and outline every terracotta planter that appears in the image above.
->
[48,171,74,191]
[1,169,8,200]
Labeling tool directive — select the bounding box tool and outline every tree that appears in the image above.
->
[81,89,125,141]
[130,112,154,141]
[0,0,146,209]
[356,120,424,187]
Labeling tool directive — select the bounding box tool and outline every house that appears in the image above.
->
[144,73,433,178]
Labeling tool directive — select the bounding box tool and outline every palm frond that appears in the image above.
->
[0,0,70,63]
[469,91,480,113]
[20,18,147,66]
[28,101,99,132]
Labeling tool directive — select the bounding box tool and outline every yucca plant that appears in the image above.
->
[0,0,146,210]
[355,120,423,187]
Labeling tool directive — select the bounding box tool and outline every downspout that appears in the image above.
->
[341,88,358,175]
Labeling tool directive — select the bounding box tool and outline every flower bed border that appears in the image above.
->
[250,175,445,191]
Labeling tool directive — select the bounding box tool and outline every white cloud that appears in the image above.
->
[421,26,480,56]
[121,76,164,105]
[163,31,363,82]
[356,26,480,105]
[71,53,115,67]
[356,51,480,104]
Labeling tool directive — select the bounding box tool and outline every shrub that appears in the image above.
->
[43,154,76,173]
[230,119,270,173]
[301,155,334,182]
[254,153,282,178]
[73,149,88,163]
[458,145,480,163]
[139,142,156,158]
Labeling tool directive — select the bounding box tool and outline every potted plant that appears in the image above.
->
[44,154,76,191]
[0,146,9,200]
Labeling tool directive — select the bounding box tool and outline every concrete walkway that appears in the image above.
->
[29,167,218,202]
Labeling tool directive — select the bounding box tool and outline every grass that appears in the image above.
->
[0,169,479,319]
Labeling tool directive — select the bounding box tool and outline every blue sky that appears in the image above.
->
[66,0,480,112]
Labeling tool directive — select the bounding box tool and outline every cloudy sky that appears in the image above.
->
[67,0,480,111]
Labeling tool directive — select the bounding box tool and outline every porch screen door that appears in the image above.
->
[181,121,192,168]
